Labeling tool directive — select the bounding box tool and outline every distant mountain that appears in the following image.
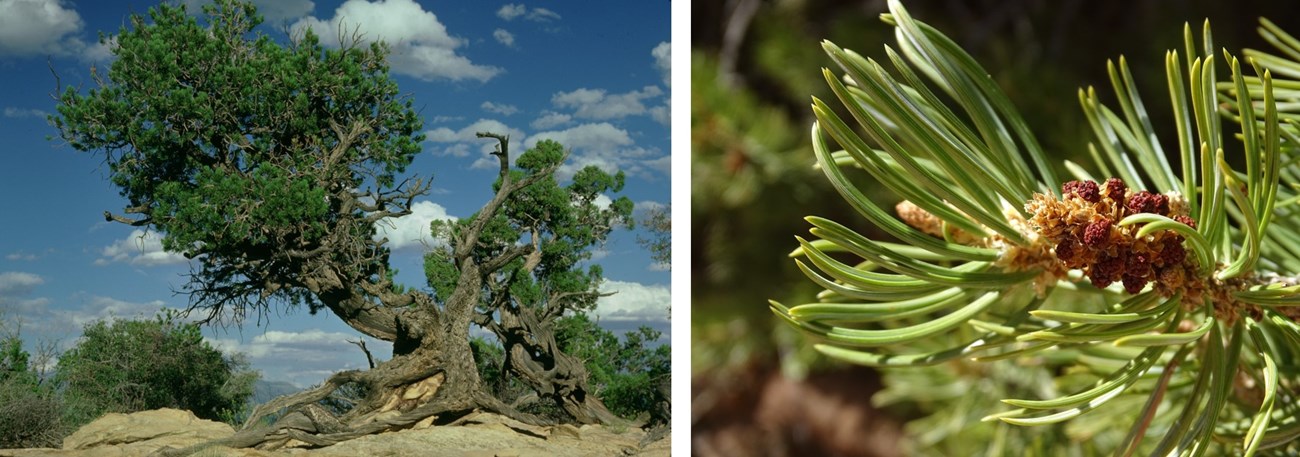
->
[251,379,301,405]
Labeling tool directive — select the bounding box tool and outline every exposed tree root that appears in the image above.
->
[151,366,550,456]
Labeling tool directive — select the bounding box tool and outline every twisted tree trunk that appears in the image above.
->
[155,134,557,455]
[480,302,622,425]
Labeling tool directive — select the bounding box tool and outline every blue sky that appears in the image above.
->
[0,0,670,387]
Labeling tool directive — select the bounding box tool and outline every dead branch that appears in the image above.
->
[348,339,375,369]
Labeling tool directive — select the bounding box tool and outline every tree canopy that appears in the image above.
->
[52,0,426,332]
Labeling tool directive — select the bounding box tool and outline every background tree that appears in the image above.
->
[554,314,670,424]
[0,336,30,383]
[637,204,672,266]
[0,319,66,448]
[424,137,635,424]
[54,311,258,425]
[51,0,647,450]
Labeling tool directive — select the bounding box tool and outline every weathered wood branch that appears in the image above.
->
[103,210,151,226]
[348,339,375,369]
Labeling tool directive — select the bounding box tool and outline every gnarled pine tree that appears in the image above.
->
[775,1,1300,455]
[423,136,634,425]
[52,0,631,452]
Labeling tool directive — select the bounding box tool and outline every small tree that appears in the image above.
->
[55,311,257,425]
[0,337,30,383]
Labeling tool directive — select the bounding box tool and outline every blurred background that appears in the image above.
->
[690,1,1300,455]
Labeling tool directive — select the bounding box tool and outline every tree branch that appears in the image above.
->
[103,210,152,226]
[456,133,564,261]
[481,243,536,274]
[348,339,375,369]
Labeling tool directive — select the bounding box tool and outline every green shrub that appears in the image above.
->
[0,336,66,448]
[55,311,257,427]
[0,376,65,448]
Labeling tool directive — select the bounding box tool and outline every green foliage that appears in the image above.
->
[469,336,505,391]
[554,314,670,422]
[55,311,258,427]
[469,336,530,406]
[469,316,669,424]
[51,0,425,316]
[636,204,671,266]
[0,336,30,382]
[468,336,568,420]
[425,140,632,312]
[774,1,1300,454]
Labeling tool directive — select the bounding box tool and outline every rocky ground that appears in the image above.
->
[0,409,670,457]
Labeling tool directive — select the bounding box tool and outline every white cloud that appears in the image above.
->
[4,291,182,353]
[5,251,39,261]
[496,4,560,22]
[526,7,560,22]
[0,272,50,337]
[593,194,613,210]
[652,42,670,87]
[551,86,664,120]
[644,154,670,175]
[481,101,519,116]
[290,0,500,82]
[525,122,665,179]
[526,122,631,153]
[649,105,668,125]
[648,43,671,126]
[0,272,43,296]
[3,107,49,118]
[496,3,525,21]
[373,201,457,250]
[634,200,666,214]
[209,329,392,387]
[96,229,189,266]
[429,115,463,124]
[530,111,571,130]
[423,118,527,163]
[78,36,115,62]
[493,28,515,47]
[0,0,83,56]
[593,279,669,323]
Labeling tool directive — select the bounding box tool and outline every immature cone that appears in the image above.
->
[1026,178,1198,298]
